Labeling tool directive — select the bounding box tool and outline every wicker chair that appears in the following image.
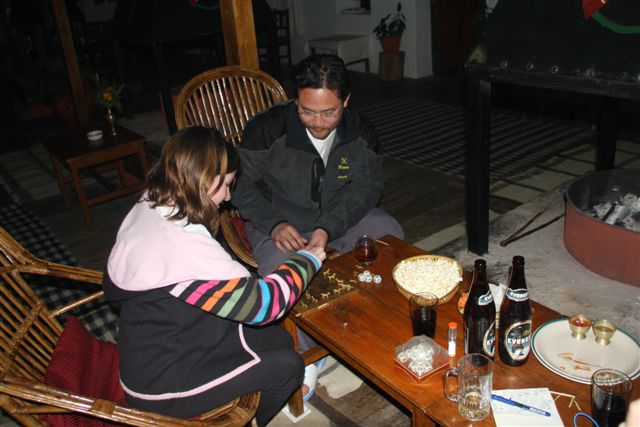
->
[0,226,259,427]
[174,66,287,269]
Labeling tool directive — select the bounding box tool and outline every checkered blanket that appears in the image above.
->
[0,203,118,342]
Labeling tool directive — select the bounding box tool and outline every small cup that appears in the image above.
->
[354,234,377,265]
[593,319,617,346]
[569,314,592,340]
[591,369,633,427]
[444,353,493,422]
[409,292,438,338]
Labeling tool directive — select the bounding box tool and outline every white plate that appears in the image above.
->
[532,318,640,384]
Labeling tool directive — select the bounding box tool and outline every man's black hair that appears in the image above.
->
[292,54,351,100]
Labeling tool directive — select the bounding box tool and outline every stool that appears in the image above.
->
[307,34,370,72]
[378,51,405,81]
[44,125,149,231]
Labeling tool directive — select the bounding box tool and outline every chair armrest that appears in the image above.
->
[0,373,258,427]
[219,210,259,269]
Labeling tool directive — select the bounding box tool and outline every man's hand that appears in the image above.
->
[306,228,329,251]
[271,223,308,253]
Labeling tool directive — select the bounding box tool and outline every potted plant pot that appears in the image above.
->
[379,36,402,54]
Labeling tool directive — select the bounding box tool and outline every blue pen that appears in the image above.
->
[491,394,551,417]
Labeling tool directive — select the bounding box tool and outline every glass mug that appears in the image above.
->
[444,353,493,421]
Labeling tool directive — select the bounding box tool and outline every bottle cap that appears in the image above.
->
[448,322,457,328]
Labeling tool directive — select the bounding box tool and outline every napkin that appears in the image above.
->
[491,388,563,427]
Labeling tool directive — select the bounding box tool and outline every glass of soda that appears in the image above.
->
[591,369,633,427]
[355,234,377,265]
[409,292,439,338]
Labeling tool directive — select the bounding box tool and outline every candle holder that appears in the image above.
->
[592,319,617,345]
[568,314,591,340]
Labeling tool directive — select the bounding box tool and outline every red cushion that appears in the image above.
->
[41,316,126,427]
[230,214,253,253]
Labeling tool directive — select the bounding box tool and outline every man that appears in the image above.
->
[233,54,404,276]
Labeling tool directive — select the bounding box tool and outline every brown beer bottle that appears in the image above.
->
[498,256,532,366]
[463,259,496,359]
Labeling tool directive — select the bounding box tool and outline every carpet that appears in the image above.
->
[0,203,119,342]
[359,98,594,181]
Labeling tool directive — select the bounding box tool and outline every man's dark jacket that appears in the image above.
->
[232,100,383,240]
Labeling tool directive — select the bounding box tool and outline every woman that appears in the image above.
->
[104,126,325,426]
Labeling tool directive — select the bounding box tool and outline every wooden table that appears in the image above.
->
[290,236,640,426]
[44,125,149,230]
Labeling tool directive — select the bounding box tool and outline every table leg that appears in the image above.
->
[596,96,619,171]
[137,141,150,176]
[466,78,491,255]
[49,154,70,206]
[116,159,127,186]
[70,164,94,231]
[411,408,436,427]
[282,317,305,417]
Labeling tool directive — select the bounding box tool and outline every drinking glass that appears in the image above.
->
[444,353,493,421]
[355,234,377,265]
[409,292,438,338]
[591,369,633,427]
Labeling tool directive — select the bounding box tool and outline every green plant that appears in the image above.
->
[92,73,125,112]
[373,2,407,39]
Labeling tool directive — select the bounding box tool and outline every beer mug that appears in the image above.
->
[443,353,493,421]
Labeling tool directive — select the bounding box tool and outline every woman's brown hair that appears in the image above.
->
[145,126,238,233]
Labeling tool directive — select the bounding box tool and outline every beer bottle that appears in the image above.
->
[463,259,496,359]
[498,256,532,366]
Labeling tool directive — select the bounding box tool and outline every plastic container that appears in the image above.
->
[394,335,449,382]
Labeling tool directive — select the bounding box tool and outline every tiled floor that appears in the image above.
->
[414,141,640,252]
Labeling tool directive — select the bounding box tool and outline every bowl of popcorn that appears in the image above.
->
[392,255,463,305]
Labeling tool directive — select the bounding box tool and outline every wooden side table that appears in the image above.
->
[43,125,150,231]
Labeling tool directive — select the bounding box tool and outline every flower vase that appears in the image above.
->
[106,106,118,136]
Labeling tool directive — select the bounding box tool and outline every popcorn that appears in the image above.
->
[394,257,462,298]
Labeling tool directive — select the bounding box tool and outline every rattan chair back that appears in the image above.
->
[175,66,287,268]
[0,226,259,426]
[174,65,287,146]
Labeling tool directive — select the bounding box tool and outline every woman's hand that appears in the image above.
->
[303,244,326,262]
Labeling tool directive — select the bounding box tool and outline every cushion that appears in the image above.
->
[41,316,126,427]
[230,214,253,253]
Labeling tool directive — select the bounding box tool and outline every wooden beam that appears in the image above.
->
[51,0,90,127]
[220,0,259,69]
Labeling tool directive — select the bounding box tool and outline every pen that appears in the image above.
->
[491,394,551,417]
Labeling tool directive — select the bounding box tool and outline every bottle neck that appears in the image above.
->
[508,265,527,289]
[470,265,490,294]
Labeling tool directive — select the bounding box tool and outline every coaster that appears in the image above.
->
[280,404,311,423]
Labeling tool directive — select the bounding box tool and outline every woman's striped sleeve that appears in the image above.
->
[168,251,320,324]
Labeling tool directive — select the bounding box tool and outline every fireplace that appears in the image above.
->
[464,0,640,254]
[564,169,640,286]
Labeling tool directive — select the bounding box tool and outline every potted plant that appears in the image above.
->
[92,73,125,136]
[373,2,407,54]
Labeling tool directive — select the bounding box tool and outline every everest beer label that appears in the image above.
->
[478,290,494,306]
[505,288,529,302]
[483,321,496,357]
[503,320,532,360]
